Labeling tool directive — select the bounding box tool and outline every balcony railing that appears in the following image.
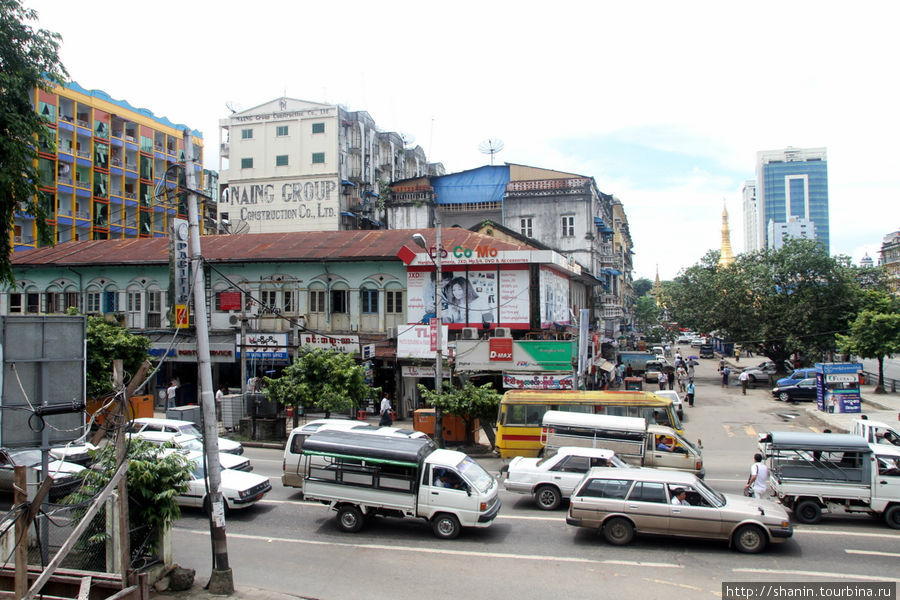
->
[75,181,90,190]
[76,150,91,159]
[124,192,137,200]
[57,176,73,185]
[111,157,123,167]
[76,119,90,128]
[76,210,90,219]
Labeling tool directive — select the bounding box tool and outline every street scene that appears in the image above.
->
[2,2,900,600]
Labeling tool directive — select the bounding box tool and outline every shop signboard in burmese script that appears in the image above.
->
[299,333,360,355]
[502,373,574,390]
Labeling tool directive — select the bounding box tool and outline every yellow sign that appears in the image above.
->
[175,304,190,328]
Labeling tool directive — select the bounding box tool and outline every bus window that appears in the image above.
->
[556,404,592,414]
[506,404,549,426]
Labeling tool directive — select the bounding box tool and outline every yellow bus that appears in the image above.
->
[495,390,684,459]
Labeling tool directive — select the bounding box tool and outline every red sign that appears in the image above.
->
[429,318,437,352]
[489,337,513,362]
[219,291,242,311]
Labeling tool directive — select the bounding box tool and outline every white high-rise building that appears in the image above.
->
[767,216,816,250]
[742,180,757,252]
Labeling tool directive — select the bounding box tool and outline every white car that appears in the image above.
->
[129,417,243,455]
[49,442,98,466]
[177,451,270,511]
[131,432,251,471]
[0,448,86,500]
[653,390,684,420]
[503,447,627,510]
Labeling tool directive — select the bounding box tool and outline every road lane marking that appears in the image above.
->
[846,549,900,558]
[723,425,734,437]
[733,568,897,583]
[645,579,707,592]
[181,529,683,568]
[792,529,900,540]
[744,425,757,437]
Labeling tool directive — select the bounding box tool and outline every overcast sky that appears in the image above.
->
[27,0,899,280]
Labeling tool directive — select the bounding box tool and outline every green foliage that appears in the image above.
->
[264,348,371,415]
[633,278,653,297]
[0,0,68,285]
[634,295,660,330]
[418,381,501,445]
[837,297,900,392]
[667,239,862,366]
[85,316,150,398]
[64,438,192,556]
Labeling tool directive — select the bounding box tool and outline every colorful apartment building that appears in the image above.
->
[13,81,204,251]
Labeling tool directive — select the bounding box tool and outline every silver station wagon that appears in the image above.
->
[566,467,792,553]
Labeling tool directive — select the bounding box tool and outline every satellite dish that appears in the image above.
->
[223,219,249,235]
[225,101,241,114]
[478,138,505,165]
[399,132,416,147]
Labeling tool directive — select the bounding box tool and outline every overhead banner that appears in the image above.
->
[502,372,574,390]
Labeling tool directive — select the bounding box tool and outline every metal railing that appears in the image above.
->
[861,371,899,393]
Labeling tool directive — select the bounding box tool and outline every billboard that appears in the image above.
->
[539,266,570,328]
[407,266,530,328]
[397,324,449,359]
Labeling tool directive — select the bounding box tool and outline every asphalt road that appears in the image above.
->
[170,357,900,599]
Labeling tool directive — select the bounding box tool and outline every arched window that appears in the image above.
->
[126,285,142,328]
[360,284,379,315]
[45,285,63,314]
[85,285,102,314]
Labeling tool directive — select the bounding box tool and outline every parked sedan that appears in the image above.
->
[503,447,627,510]
[771,377,818,402]
[177,451,271,512]
[131,432,251,471]
[0,448,85,500]
[129,417,243,455]
[566,467,792,553]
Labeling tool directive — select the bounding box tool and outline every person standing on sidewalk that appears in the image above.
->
[686,379,695,407]
[739,370,750,395]
[379,392,393,426]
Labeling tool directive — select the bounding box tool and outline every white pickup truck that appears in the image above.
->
[301,429,501,539]
[851,419,900,448]
[759,431,900,529]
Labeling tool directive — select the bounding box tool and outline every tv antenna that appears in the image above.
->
[479,138,504,165]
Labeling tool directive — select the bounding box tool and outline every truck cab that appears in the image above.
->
[852,419,900,448]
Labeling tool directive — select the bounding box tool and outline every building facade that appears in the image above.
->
[766,216,817,250]
[755,147,829,252]
[880,229,900,294]
[13,81,204,252]
[741,180,757,253]
[217,98,443,235]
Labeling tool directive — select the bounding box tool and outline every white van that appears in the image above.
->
[282,419,428,489]
[851,419,900,447]
[540,410,704,477]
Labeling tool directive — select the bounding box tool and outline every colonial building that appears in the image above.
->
[216,98,444,235]
[14,81,205,251]
[880,229,900,294]
[5,228,588,416]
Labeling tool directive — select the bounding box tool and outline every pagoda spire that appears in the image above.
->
[718,200,735,267]
[651,264,664,307]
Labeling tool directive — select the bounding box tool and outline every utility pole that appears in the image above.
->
[434,219,444,448]
[184,131,233,594]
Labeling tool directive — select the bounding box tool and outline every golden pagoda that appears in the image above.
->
[650,264,664,307]
[718,201,735,267]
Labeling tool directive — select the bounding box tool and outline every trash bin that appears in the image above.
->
[357,409,367,421]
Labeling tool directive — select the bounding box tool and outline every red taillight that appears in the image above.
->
[282,459,286,471]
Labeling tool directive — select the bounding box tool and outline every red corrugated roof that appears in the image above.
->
[11,228,535,266]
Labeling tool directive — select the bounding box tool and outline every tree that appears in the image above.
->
[264,348,372,426]
[633,277,653,297]
[1,0,68,285]
[667,239,861,372]
[836,291,900,394]
[85,315,151,399]
[418,381,501,447]
[64,438,192,560]
[634,295,660,330]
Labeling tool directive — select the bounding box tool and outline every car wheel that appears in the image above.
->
[794,499,822,524]
[534,485,562,510]
[336,505,364,533]
[733,524,767,553]
[884,505,900,529]
[748,375,757,385]
[602,517,634,546]
[431,513,461,539]
[778,392,791,402]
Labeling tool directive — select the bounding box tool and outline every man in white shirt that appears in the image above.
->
[739,370,750,395]
[379,392,392,426]
[746,453,769,499]
[671,488,688,505]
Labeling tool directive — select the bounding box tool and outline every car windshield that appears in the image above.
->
[693,478,726,507]
[8,449,42,466]
[457,456,494,493]
[178,424,203,437]
[179,437,204,452]
[189,457,225,479]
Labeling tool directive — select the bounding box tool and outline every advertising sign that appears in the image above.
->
[401,366,450,379]
[149,342,235,363]
[398,324,449,358]
[219,291,242,311]
[299,332,359,355]
[236,332,290,360]
[171,218,190,326]
[489,337,513,362]
[455,339,575,372]
[815,362,862,414]
[539,266,570,328]
[226,176,340,233]
[502,372,574,390]
[407,266,530,328]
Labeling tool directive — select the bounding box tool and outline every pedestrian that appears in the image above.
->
[379,392,393,426]
[625,364,634,378]
[215,385,227,421]
[721,366,730,388]
[687,362,695,380]
[166,379,178,410]
[734,346,740,363]
[658,370,668,391]
[745,453,769,499]
[667,368,675,390]
[739,370,750,395]
[676,366,687,392]
[686,379,695,407]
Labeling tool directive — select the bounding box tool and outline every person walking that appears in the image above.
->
[739,370,750,395]
[686,379,695,407]
[745,453,770,499]
[166,379,178,410]
[379,392,393,426]
[657,370,668,391]
[721,365,730,388]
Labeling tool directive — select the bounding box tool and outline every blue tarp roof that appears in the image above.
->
[432,165,509,205]
[594,217,614,234]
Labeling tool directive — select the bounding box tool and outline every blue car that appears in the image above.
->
[775,368,817,387]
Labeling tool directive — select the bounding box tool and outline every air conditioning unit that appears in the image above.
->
[493,327,511,338]
[228,314,240,326]
[461,327,479,340]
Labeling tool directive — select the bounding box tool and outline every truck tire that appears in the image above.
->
[534,485,562,511]
[733,524,767,553]
[884,505,900,529]
[431,513,461,539]
[336,505,364,533]
[602,517,635,546]
[794,499,822,524]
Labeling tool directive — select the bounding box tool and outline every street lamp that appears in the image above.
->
[412,225,444,448]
